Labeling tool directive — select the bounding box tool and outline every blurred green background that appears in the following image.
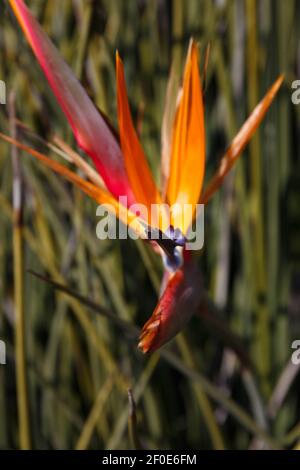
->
[0,0,300,450]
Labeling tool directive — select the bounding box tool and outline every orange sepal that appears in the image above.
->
[201,75,284,204]
[116,52,166,230]
[0,133,147,239]
[166,40,205,234]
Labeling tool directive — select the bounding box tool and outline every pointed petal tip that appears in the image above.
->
[188,37,197,48]
[274,74,285,90]
[115,50,123,75]
[137,340,149,354]
[138,335,158,354]
[277,73,285,83]
[138,311,162,354]
[269,74,284,96]
[185,38,199,65]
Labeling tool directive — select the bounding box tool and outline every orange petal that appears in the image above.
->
[0,132,147,239]
[201,75,284,204]
[9,0,135,204]
[138,255,203,353]
[116,52,166,230]
[166,39,205,234]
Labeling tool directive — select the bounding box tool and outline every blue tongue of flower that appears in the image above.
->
[144,225,185,272]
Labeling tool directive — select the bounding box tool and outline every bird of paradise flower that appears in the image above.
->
[1,0,283,353]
